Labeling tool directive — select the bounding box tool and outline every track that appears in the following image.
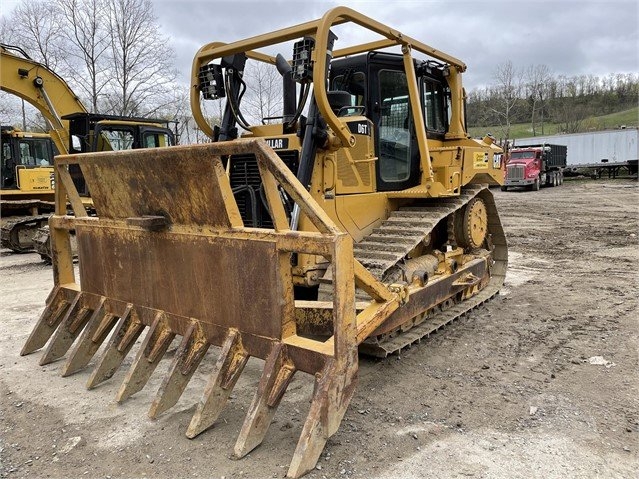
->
[320,185,508,356]
[1,215,51,253]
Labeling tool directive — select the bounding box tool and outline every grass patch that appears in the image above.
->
[468,106,638,140]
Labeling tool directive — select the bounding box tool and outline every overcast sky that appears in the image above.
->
[150,0,638,90]
[2,0,638,90]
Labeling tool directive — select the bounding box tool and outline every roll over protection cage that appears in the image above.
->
[190,6,469,185]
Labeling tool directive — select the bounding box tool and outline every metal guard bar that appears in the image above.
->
[190,6,466,146]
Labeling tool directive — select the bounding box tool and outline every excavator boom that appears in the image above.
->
[0,43,88,154]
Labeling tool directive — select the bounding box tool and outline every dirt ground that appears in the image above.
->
[1,178,637,479]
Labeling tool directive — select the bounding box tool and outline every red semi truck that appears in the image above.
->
[502,143,567,191]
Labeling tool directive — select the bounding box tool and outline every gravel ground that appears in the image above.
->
[1,178,637,479]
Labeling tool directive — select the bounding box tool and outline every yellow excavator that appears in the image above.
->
[21,7,507,478]
[1,126,57,197]
[0,43,175,253]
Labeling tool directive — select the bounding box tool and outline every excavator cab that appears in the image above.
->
[0,126,56,192]
[63,113,176,195]
[64,113,175,153]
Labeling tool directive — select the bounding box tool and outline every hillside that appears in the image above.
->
[468,107,638,140]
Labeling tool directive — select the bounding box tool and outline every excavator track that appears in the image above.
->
[320,185,507,357]
[0,215,51,253]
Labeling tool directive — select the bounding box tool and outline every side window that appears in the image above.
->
[378,70,411,183]
[332,71,366,111]
[99,129,135,151]
[1,139,14,188]
[19,141,36,166]
[1,140,11,161]
[422,80,446,133]
[144,132,172,148]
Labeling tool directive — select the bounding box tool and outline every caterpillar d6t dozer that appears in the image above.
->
[21,7,507,478]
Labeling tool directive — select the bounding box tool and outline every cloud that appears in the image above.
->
[150,0,638,91]
[3,0,637,90]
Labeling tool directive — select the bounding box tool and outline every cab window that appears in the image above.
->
[378,69,412,183]
[32,139,52,165]
[2,139,11,161]
[97,129,135,151]
[19,141,36,166]
[144,131,172,148]
[510,151,534,160]
[332,71,366,110]
[422,79,446,133]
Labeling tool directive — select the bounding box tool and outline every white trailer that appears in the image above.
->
[515,129,638,166]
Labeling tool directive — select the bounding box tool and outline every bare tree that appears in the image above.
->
[550,76,588,133]
[104,0,177,116]
[0,3,66,131]
[490,61,523,142]
[1,0,66,69]
[56,0,111,112]
[526,64,552,136]
[242,61,282,125]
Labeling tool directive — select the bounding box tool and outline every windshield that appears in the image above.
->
[510,151,535,160]
[98,129,135,151]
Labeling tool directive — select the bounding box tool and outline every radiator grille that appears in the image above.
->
[507,164,525,180]
[229,150,299,228]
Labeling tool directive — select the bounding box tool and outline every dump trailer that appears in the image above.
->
[503,143,567,191]
[21,7,507,478]
[0,43,175,253]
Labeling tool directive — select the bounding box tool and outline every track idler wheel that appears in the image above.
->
[455,197,488,249]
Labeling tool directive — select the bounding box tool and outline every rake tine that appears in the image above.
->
[21,287,77,356]
[234,343,296,459]
[116,312,175,403]
[61,298,114,377]
[148,322,209,419]
[86,305,145,389]
[39,294,90,366]
[186,329,249,438]
[287,359,357,478]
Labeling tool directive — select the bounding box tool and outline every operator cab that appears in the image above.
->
[62,113,176,195]
[63,113,175,154]
[1,127,56,189]
[330,52,451,191]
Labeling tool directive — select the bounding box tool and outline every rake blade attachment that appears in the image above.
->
[22,140,364,477]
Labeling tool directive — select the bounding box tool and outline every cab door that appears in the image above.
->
[369,57,420,191]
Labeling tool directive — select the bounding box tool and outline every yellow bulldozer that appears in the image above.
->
[0,43,175,253]
[21,7,507,478]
